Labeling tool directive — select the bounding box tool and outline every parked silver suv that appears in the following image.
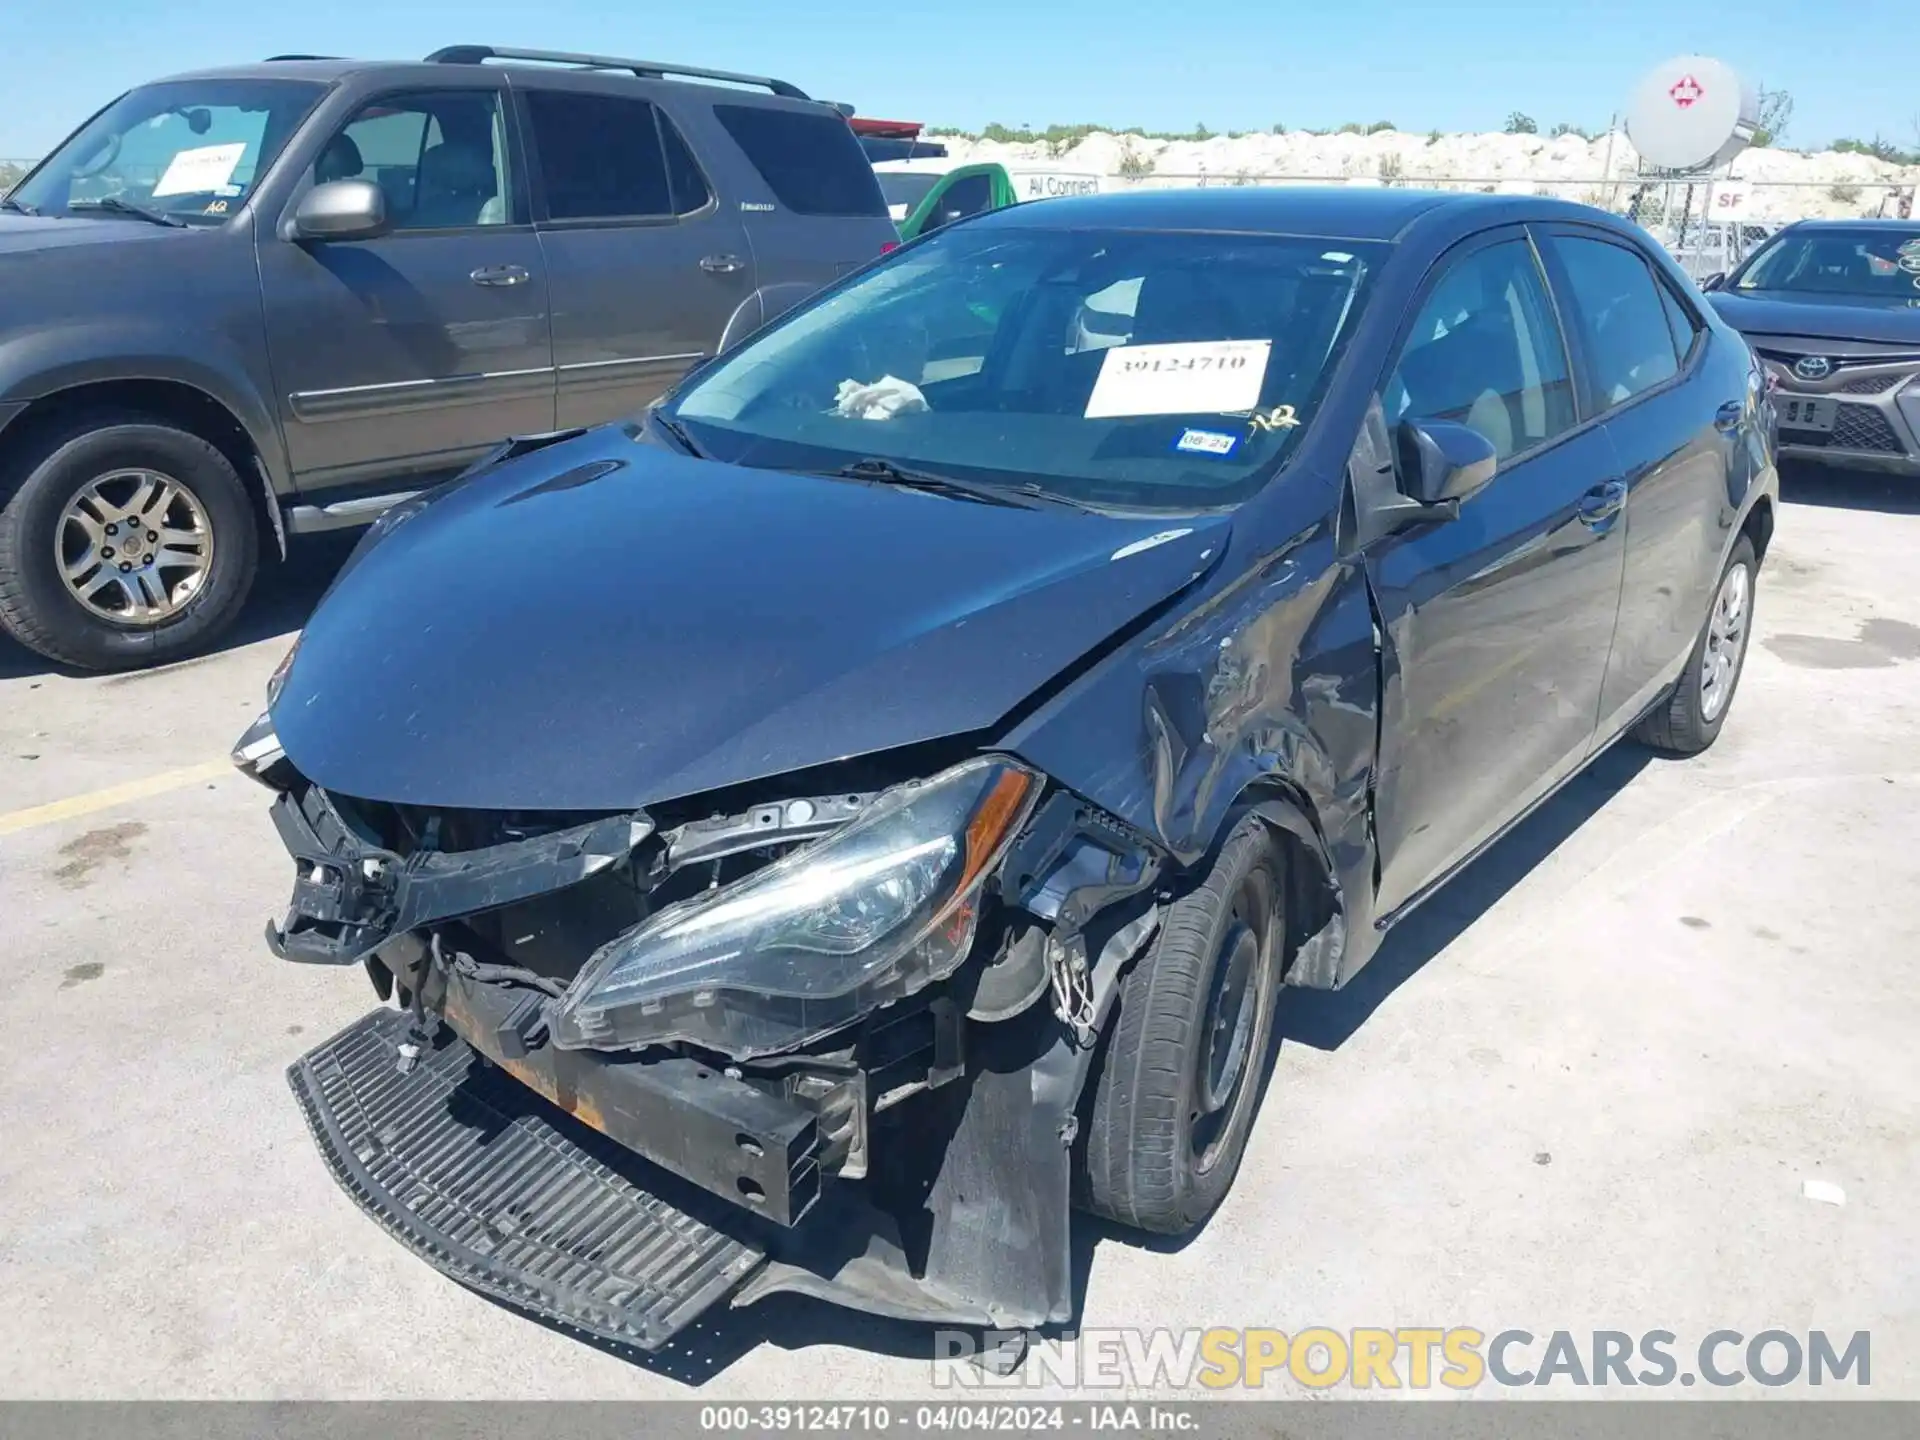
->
[0,45,897,669]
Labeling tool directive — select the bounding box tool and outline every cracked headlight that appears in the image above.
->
[549,757,1042,1058]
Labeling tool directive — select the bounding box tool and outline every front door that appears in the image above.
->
[518,84,757,430]
[1364,230,1628,917]
[259,83,555,496]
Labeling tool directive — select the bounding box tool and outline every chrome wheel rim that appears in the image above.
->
[1700,562,1751,723]
[55,469,214,625]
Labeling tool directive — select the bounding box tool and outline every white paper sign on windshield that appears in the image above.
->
[1084,339,1272,418]
[152,142,248,198]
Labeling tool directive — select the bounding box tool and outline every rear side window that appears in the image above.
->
[1552,237,1680,410]
[1658,281,1701,363]
[525,91,710,221]
[713,104,888,217]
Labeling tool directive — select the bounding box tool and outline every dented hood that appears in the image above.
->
[273,427,1228,810]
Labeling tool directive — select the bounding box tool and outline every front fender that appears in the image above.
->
[0,320,291,493]
[1002,512,1384,986]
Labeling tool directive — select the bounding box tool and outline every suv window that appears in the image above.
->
[1553,237,1680,409]
[713,104,888,217]
[1385,239,1575,460]
[524,91,709,221]
[328,91,511,230]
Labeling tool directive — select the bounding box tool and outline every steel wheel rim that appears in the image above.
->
[1699,561,1751,723]
[1190,867,1275,1175]
[55,468,214,625]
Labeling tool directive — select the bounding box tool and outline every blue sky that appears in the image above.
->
[4,0,1916,159]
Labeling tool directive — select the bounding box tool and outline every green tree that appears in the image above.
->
[1505,112,1538,135]
[1753,86,1792,148]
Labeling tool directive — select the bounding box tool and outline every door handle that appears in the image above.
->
[1577,479,1627,527]
[699,253,745,275]
[1714,400,1744,433]
[470,264,530,288]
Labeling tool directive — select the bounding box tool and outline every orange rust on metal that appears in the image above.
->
[441,983,614,1139]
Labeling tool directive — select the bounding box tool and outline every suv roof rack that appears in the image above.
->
[424,46,812,100]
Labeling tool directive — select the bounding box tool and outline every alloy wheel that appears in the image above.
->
[55,468,215,625]
[1699,561,1751,723]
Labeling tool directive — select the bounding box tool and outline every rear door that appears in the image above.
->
[518,80,757,429]
[259,80,554,496]
[1364,229,1628,917]
[707,100,896,324]
[1534,225,1741,737]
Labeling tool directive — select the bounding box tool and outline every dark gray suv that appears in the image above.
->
[0,45,897,669]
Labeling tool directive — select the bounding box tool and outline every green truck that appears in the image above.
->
[873,158,1105,240]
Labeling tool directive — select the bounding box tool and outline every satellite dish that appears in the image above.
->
[1625,56,1758,171]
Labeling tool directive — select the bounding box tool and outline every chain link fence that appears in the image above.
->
[1095,169,1917,280]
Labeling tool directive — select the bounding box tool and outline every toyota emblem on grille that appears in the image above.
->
[1793,356,1834,381]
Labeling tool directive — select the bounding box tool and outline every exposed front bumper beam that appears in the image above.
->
[290,992,1092,1348]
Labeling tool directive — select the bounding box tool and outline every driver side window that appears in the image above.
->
[1385,239,1576,460]
[320,91,512,231]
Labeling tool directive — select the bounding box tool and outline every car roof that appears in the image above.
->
[1780,217,1920,230]
[973,186,1610,242]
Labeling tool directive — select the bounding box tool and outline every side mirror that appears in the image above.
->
[1394,417,1498,508]
[1699,271,1727,292]
[291,179,388,242]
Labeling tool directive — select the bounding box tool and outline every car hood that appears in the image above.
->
[272,427,1230,811]
[0,212,185,255]
[1708,290,1920,347]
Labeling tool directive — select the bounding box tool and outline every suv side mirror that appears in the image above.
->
[292,179,388,242]
[1699,271,1727,292]
[1394,417,1498,508]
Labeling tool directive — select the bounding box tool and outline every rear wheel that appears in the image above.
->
[1633,536,1757,757]
[1081,814,1285,1234]
[0,413,258,670]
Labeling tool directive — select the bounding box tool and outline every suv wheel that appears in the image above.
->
[1632,535,1757,757]
[1080,813,1286,1235]
[0,413,259,671]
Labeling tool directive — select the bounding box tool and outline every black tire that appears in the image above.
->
[1081,813,1285,1235]
[1632,536,1757,757]
[0,412,259,671]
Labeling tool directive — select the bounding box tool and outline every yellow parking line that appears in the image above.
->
[0,760,233,837]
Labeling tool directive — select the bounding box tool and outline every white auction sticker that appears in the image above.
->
[152,142,248,198]
[1084,339,1271,418]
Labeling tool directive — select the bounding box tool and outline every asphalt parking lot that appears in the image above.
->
[3,466,1918,1400]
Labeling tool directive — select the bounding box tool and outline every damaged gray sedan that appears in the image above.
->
[241,188,1775,1351]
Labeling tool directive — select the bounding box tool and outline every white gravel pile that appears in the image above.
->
[929,127,1920,222]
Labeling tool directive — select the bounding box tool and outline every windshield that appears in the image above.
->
[1734,227,1920,301]
[12,79,326,223]
[876,171,942,220]
[670,224,1384,512]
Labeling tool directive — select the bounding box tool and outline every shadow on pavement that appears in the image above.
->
[1279,741,1653,1054]
[1779,461,1920,516]
[0,533,357,682]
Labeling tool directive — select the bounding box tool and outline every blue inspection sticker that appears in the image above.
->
[1175,428,1239,458]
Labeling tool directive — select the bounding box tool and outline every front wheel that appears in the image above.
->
[0,414,259,671]
[1632,535,1757,757]
[1080,814,1286,1235]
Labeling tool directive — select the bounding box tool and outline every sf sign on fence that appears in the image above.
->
[1711,180,1754,217]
